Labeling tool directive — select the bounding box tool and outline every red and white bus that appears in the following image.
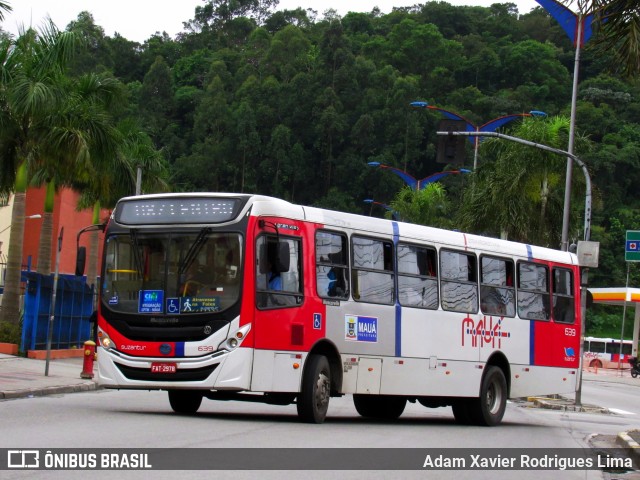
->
[583,336,633,369]
[83,193,583,426]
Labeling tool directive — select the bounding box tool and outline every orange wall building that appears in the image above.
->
[16,187,109,277]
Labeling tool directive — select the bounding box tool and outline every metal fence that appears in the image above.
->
[20,272,94,351]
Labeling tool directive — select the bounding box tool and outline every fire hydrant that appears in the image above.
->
[81,340,96,379]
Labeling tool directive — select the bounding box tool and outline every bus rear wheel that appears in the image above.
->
[297,354,331,423]
[168,390,203,414]
[467,366,507,426]
[353,394,406,420]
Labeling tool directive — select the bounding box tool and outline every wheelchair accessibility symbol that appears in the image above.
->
[166,298,181,314]
[313,313,322,330]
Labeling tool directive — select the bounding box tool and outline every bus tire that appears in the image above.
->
[297,354,331,423]
[168,390,203,414]
[467,366,507,426]
[631,369,638,378]
[353,394,406,420]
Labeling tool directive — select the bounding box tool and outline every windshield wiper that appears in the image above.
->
[129,229,145,277]
[178,227,211,276]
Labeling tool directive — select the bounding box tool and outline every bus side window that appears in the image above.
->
[315,231,349,300]
[351,236,394,305]
[480,256,515,317]
[517,262,550,320]
[552,267,574,324]
[256,235,303,309]
[440,249,478,313]
[397,243,438,310]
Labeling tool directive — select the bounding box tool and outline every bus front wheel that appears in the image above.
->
[297,354,331,423]
[168,390,203,414]
[467,366,507,426]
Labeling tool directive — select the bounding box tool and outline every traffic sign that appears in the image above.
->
[625,231,640,261]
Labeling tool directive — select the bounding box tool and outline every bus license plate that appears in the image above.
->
[151,362,177,373]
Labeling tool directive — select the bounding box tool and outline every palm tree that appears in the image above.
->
[0,1,11,21]
[32,72,126,275]
[73,118,169,284]
[0,23,78,327]
[559,0,640,76]
[457,116,589,247]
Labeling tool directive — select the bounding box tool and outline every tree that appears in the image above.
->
[457,116,589,247]
[388,183,451,228]
[0,23,78,329]
[32,72,125,275]
[0,1,11,21]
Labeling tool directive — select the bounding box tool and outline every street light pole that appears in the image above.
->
[44,227,64,377]
[437,129,592,406]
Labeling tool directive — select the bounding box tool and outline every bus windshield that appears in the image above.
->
[102,231,242,315]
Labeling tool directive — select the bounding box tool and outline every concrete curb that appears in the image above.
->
[0,382,99,400]
[617,430,640,468]
[526,396,609,414]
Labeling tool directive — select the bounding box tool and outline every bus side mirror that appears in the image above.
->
[275,241,290,272]
[76,246,86,276]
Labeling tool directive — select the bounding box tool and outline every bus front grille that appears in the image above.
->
[115,363,218,382]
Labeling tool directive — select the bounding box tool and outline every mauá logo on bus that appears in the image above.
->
[344,315,378,342]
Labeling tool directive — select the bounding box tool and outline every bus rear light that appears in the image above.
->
[515,374,520,379]
[445,371,451,375]
[293,363,300,369]
[523,368,530,372]
[295,354,302,359]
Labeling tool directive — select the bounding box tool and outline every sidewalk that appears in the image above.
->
[0,352,97,399]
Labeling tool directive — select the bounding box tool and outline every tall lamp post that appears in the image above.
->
[411,101,547,170]
[367,162,470,190]
[534,0,595,251]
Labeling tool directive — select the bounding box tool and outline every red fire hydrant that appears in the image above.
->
[81,340,96,379]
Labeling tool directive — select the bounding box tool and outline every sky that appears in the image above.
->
[4,1,540,43]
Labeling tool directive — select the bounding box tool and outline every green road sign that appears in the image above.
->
[626,230,640,262]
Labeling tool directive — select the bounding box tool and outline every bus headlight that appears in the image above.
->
[221,323,251,351]
[101,336,114,350]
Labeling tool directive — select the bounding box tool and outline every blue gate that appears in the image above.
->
[21,272,94,351]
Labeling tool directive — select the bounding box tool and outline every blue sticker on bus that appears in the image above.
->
[138,290,164,313]
[345,315,378,342]
[166,298,181,314]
